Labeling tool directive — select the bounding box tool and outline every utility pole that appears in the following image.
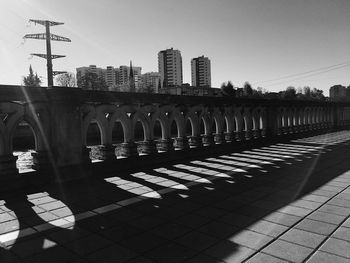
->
[24,19,71,87]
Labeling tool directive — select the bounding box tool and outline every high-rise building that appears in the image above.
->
[117,64,142,89]
[141,72,160,93]
[191,56,211,87]
[158,48,183,88]
[105,66,118,88]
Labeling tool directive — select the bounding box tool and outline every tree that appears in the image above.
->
[77,72,107,91]
[310,88,325,101]
[283,86,297,99]
[243,81,253,96]
[55,72,76,87]
[23,65,41,87]
[220,81,236,96]
[303,86,311,98]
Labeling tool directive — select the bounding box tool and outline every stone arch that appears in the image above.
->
[110,108,133,142]
[132,111,151,141]
[169,106,186,137]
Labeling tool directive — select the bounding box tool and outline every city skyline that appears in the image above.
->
[1,0,350,95]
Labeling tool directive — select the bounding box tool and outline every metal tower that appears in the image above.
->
[24,19,71,87]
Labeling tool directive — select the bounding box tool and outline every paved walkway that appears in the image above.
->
[1,131,350,262]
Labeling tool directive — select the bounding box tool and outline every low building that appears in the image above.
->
[159,84,221,97]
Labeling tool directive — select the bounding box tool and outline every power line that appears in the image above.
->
[253,61,350,86]
[262,63,350,88]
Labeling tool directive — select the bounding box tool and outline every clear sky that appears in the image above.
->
[1,0,349,95]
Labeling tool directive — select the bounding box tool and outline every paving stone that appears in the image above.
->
[0,220,25,235]
[11,237,57,258]
[311,190,337,198]
[126,256,157,263]
[146,242,196,263]
[185,253,225,263]
[262,239,313,262]
[46,226,92,244]
[295,218,338,235]
[263,211,301,226]
[204,240,255,263]
[278,205,312,217]
[280,228,326,248]
[247,220,289,237]
[175,213,213,228]
[318,204,350,216]
[246,252,289,263]
[332,227,350,242]
[327,198,350,208]
[306,211,346,225]
[218,213,256,228]
[319,185,344,193]
[150,222,192,240]
[229,229,273,249]
[122,232,167,253]
[302,194,330,203]
[319,237,350,259]
[307,251,350,263]
[198,221,239,239]
[62,234,114,256]
[343,218,350,228]
[86,244,137,263]
[98,223,140,242]
[24,246,80,263]
[194,206,228,219]
[0,213,15,223]
[175,230,220,251]
[38,201,67,211]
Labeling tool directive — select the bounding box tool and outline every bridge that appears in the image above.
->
[1,85,350,262]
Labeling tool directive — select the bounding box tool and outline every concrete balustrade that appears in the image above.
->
[0,85,349,184]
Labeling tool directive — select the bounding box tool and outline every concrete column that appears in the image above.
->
[48,88,84,168]
[252,129,261,139]
[245,130,252,140]
[214,133,225,144]
[31,150,51,170]
[0,155,18,179]
[235,131,244,141]
[119,142,138,157]
[82,146,91,165]
[202,134,215,146]
[174,137,189,150]
[224,131,235,142]
[157,138,174,152]
[99,145,116,161]
[139,140,157,155]
[189,135,203,148]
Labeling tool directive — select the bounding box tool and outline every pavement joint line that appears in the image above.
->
[1,131,349,254]
[0,174,225,247]
[242,166,350,263]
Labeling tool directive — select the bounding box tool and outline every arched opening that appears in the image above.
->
[259,116,263,129]
[112,121,124,157]
[86,120,102,161]
[185,119,192,137]
[153,120,162,141]
[170,120,178,138]
[212,119,218,134]
[12,120,36,172]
